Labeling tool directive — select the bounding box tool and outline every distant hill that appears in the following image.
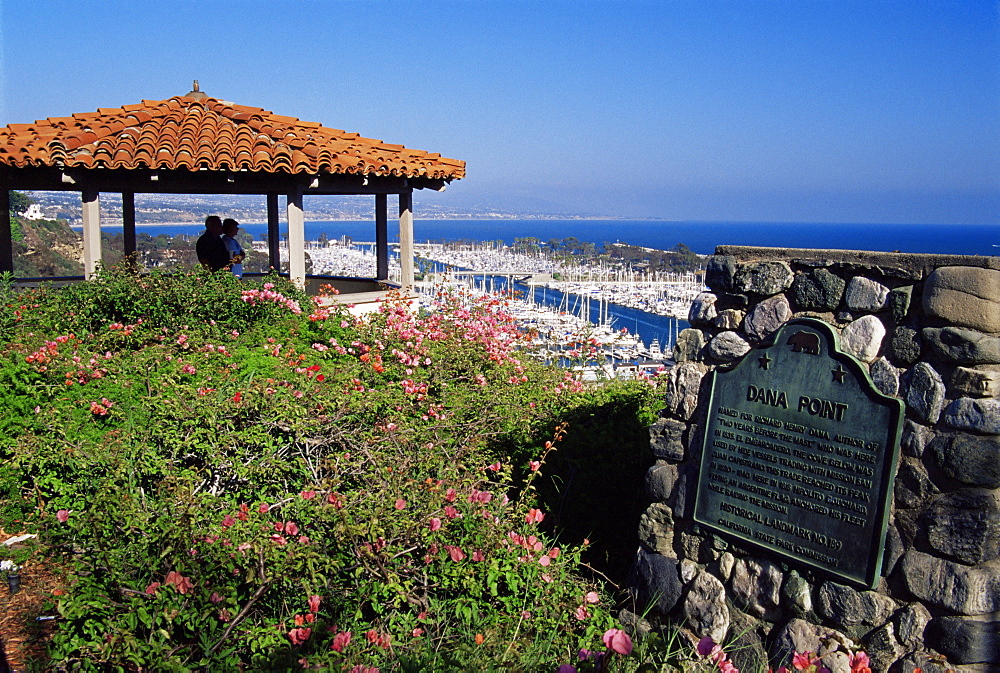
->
[23,191,595,224]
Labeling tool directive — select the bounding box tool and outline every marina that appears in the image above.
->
[416,277,681,380]
[256,237,700,372]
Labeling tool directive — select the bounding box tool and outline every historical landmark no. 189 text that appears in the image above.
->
[694,318,903,588]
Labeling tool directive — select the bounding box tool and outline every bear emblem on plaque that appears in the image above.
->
[786,330,821,354]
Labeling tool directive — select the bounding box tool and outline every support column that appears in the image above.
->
[122,192,137,259]
[287,187,306,289]
[375,193,388,281]
[398,192,414,293]
[267,193,281,271]
[82,190,101,279]
[0,191,12,274]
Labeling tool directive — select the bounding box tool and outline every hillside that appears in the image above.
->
[10,217,83,278]
[0,270,662,671]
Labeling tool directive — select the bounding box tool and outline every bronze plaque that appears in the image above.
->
[693,318,903,588]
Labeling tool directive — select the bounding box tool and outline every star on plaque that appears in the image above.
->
[758,354,772,370]
[832,365,847,383]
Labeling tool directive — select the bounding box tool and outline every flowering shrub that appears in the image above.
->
[687,637,916,673]
[0,269,661,670]
[240,282,303,314]
[697,636,741,673]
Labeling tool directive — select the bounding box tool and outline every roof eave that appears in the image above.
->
[0,164,452,196]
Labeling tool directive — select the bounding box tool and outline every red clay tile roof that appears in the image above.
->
[0,95,465,180]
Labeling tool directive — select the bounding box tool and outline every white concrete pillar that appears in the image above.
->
[398,192,414,293]
[82,190,101,278]
[287,187,305,289]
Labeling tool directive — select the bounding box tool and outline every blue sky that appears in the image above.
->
[1,0,997,224]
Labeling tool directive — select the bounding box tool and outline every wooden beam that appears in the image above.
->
[81,190,101,279]
[122,192,136,257]
[0,190,12,274]
[398,192,414,293]
[287,187,305,289]
[267,193,280,271]
[0,166,416,196]
[375,193,388,281]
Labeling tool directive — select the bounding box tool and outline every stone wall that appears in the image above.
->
[630,247,1000,672]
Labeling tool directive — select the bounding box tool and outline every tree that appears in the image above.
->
[8,191,32,215]
[670,243,701,272]
[513,237,541,254]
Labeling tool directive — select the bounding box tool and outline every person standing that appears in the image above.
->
[196,215,229,272]
[221,218,246,279]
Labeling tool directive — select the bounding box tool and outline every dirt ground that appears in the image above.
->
[0,543,61,671]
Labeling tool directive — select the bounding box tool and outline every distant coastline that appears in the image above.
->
[69,217,998,228]
[71,216,679,227]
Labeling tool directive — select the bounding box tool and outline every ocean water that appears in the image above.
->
[117,219,998,257]
[390,219,999,257]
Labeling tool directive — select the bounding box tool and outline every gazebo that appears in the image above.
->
[0,82,465,302]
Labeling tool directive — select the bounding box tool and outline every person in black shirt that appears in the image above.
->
[196,215,230,272]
